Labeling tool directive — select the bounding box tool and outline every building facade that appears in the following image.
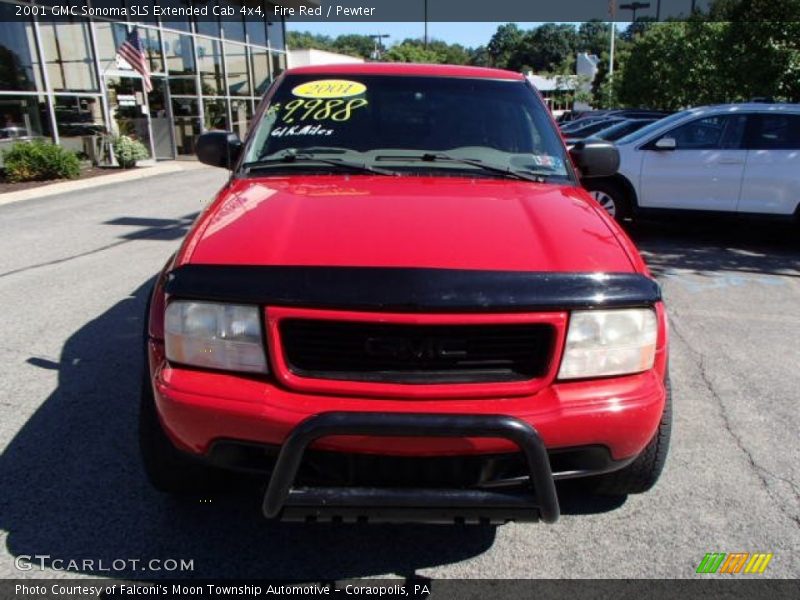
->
[0,0,289,161]
[527,53,601,116]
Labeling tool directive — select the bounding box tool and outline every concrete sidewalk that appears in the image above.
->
[0,160,211,207]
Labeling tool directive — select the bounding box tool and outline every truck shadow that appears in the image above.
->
[1,278,621,581]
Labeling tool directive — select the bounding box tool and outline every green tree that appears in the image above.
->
[486,23,524,68]
[511,24,579,73]
[469,45,490,67]
[577,20,611,56]
[717,0,800,102]
[383,42,443,64]
[286,31,335,51]
[331,34,377,59]
[388,39,471,65]
[617,21,727,109]
[620,18,656,43]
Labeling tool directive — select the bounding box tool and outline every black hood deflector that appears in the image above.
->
[165,265,661,311]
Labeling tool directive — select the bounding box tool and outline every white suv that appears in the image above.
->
[583,104,800,221]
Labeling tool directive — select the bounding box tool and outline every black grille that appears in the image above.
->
[279,319,555,383]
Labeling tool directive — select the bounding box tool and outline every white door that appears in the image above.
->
[738,113,800,215]
[638,114,747,212]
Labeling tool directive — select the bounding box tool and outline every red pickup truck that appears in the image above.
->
[141,63,670,524]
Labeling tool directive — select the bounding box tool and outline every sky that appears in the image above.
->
[286,22,547,49]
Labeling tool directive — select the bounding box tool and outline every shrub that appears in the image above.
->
[113,135,150,168]
[2,141,81,182]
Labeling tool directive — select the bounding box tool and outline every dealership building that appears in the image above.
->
[0,0,297,161]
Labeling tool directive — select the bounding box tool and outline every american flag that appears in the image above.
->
[117,27,152,92]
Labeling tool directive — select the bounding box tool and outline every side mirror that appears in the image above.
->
[654,136,677,151]
[569,139,620,178]
[196,131,243,169]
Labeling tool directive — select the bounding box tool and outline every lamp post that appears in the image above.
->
[424,0,428,49]
[620,1,651,21]
[608,0,616,108]
[609,0,616,78]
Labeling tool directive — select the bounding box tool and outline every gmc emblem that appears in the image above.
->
[364,336,468,361]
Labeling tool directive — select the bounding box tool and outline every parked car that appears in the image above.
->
[583,103,800,220]
[604,109,671,120]
[564,119,659,150]
[561,109,668,128]
[560,116,613,133]
[557,109,610,125]
[141,63,671,524]
[564,117,625,138]
[591,118,659,142]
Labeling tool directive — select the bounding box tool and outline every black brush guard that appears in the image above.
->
[262,412,560,524]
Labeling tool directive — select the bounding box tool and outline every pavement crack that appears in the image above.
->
[0,240,131,279]
[670,316,800,528]
[0,220,184,280]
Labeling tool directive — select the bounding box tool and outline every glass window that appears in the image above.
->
[221,2,247,42]
[266,12,285,50]
[246,15,267,47]
[53,95,106,159]
[195,1,222,38]
[0,10,43,92]
[203,98,229,130]
[747,114,800,150]
[271,51,286,79]
[95,23,164,74]
[245,74,571,182]
[163,31,197,96]
[230,98,253,139]
[664,115,743,150]
[195,37,225,96]
[617,110,691,145]
[225,43,250,96]
[0,95,51,141]
[139,27,165,73]
[250,48,271,96]
[172,97,201,155]
[39,18,98,92]
[159,0,193,32]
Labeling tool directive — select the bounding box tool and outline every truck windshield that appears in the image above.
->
[243,74,572,181]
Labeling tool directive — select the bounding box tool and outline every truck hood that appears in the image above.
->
[182,175,635,273]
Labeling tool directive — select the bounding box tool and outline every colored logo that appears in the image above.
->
[291,79,367,99]
[696,552,773,574]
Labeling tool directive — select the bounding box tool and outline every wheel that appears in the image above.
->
[586,180,631,221]
[139,287,227,494]
[589,374,672,495]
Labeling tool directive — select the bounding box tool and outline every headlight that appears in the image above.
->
[164,301,268,373]
[558,308,657,380]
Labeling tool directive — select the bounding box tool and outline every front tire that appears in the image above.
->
[589,375,672,495]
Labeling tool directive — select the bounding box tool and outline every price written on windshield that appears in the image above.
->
[273,98,369,124]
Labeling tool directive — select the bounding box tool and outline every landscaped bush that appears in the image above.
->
[112,135,150,169]
[2,141,81,182]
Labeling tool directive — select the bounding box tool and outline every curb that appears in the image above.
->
[0,161,210,207]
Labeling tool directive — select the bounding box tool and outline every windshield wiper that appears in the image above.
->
[376,152,550,183]
[243,149,399,177]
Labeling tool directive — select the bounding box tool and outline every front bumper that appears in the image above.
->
[151,339,667,460]
[262,412,559,524]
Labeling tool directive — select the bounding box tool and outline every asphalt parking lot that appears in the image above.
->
[0,167,797,580]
